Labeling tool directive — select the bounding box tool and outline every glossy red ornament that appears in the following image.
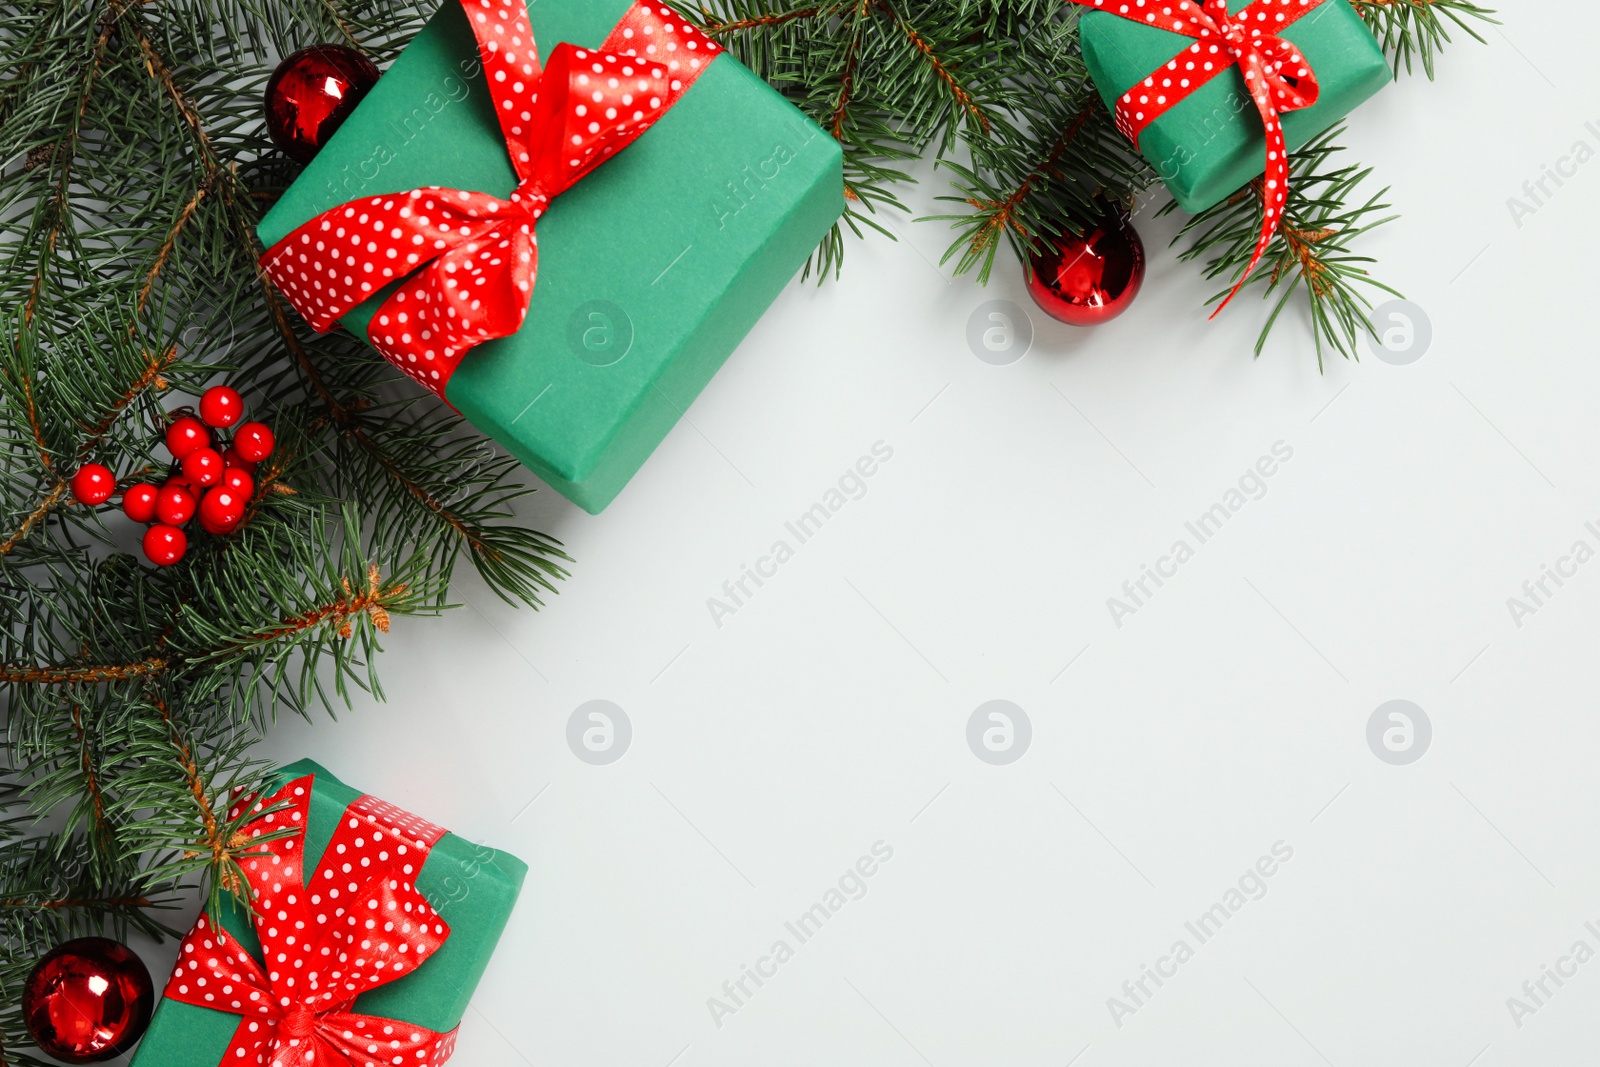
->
[180,446,224,488]
[122,483,159,523]
[143,524,187,566]
[223,447,257,475]
[221,467,255,498]
[265,45,381,164]
[198,385,245,428]
[1025,215,1145,327]
[233,422,275,463]
[164,415,211,460]
[155,483,196,527]
[69,464,116,505]
[200,486,248,534]
[22,937,153,1063]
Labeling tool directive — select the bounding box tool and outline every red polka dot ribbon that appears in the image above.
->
[1078,0,1324,313]
[162,776,458,1067]
[261,0,722,400]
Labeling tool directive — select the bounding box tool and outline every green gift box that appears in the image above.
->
[258,0,843,513]
[1079,0,1391,213]
[131,759,526,1065]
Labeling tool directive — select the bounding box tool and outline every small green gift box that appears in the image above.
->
[131,759,526,1066]
[258,0,843,513]
[1079,0,1391,213]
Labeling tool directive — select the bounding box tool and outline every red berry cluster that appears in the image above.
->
[69,386,275,567]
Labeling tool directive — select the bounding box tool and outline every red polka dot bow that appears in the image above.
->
[261,0,721,401]
[1079,0,1324,313]
[162,777,458,1067]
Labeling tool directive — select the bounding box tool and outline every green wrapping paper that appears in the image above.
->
[258,0,843,513]
[130,760,526,1065]
[1079,0,1391,213]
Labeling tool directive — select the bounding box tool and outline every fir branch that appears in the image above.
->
[0,335,181,557]
[0,659,170,686]
[192,562,406,660]
[136,180,215,316]
[877,0,988,134]
[1352,0,1497,78]
[0,483,66,558]
[697,5,821,35]
[829,0,870,140]
[928,100,1106,282]
[151,692,242,900]
[0,3,566,1037]
[1163,125,1402,369]
[67,703,113,852]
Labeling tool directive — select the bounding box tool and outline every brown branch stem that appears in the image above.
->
[967,101,1096,255]
[150,690,236,887]
[0,344,178,557]
[201,564,403,657]
[0,659,169,685]
[879,0,988,132]
[71,703,113,847]
[830,0,871,139]
[698,6,820,33]
[137,181,214,318]
[0,482,67,556]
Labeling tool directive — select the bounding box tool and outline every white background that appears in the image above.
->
[160,4,1600,1064]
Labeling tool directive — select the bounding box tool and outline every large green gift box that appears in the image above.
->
[1079,0,1390,213]
[131,759,526,1065]
[258,0,843,513]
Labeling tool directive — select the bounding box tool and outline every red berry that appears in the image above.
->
[155,483,196,526]
[233,422,274,463]
[180,447,224,488]
[143,524,187,566]
[165,415,211,459]
[122,483,159,523]
[69,464,116,505]
[198,385,244,428]
[221,467,255,498]
[199,486,248,534]
[223,448,257,475]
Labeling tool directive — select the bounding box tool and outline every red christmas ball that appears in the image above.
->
[200,486,249,534]
[1025,215,1145,327]
[180,447,224,488]
[122,483,159,524]
[223,447,257,475]
[221,467,255,498]
[164,415,211,460]
[22,937,153,1063]
[155,483,196,526]
[233,422,275,464]
[198,385,245,428]
[143,524,188,566]
[69,464,116,505]
[265,45,381,164]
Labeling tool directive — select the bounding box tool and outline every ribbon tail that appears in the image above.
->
[1209,86,1291,318]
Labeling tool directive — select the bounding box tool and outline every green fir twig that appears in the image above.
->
[1162,125,1401,369]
